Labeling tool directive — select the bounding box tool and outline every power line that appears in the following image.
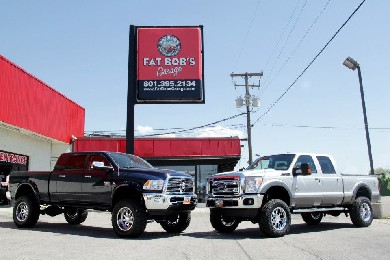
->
[262,0,332,93]
[233,0,263,71]
[263,0,308,87]
[253,0,367,127]
[259,122,390,131]
[263,0,303,72]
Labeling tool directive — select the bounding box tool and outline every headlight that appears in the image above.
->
[143,180,165,191]
[245,177,263,193]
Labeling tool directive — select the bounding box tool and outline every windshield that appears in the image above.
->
[247,154,295,171]
[108,153,154,169]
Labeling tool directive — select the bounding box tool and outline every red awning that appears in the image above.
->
[74,137,241,159]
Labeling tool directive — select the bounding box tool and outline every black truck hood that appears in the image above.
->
[118,167,191,180]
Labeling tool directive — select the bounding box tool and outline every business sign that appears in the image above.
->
[0,150,29,165]
[135,26,204,103]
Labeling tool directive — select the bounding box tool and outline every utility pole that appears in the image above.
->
[231,72,263,165]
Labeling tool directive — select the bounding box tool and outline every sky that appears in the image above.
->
[1,0,389,174]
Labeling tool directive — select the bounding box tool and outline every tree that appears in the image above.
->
[375,168,390,196]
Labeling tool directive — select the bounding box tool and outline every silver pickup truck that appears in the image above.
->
[206,153,380,237]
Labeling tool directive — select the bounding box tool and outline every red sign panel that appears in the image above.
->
[136,26,204,103]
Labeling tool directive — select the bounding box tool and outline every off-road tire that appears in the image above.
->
[13,195,40,228]
[210,210,239,233]
[112,199,147,238]
[350,196,373,227]
[259,199,291,237]
[64,208,88,225]
[301,212,323,225]
[160,213,191,233]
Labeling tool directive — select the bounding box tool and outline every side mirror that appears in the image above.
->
[292,163,312,176]
[92,161,114,172]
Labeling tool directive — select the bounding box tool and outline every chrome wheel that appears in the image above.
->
[16,201,29,222]
[13,196,40,228]
[65,209,78,221]
[301,212,323,225]
[311,212,322,220]
[160,213,191,233]
[350,197,373,227]
[221,217,236,227]
[116,207,134,232]
[271,206,287,231]
[360,202,372,222]
[210,210,239,233]
[112,200,147,237]
[64,208,88,225]
[260,199,291,237]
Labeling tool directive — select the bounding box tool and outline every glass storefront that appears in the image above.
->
[157,164,218,202]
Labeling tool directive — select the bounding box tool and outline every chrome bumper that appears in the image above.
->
[143,193,197,210]
[206,193,264,209]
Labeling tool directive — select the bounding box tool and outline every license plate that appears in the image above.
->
[183,197,191,205]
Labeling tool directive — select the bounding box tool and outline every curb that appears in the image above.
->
[372,202,383,219]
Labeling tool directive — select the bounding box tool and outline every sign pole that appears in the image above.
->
[126,25,136,154]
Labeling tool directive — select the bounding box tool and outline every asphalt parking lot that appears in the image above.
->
[1,200,390,260]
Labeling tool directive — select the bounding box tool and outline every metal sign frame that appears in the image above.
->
[126,25,204,154]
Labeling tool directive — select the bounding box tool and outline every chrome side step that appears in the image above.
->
[292,207,347,213]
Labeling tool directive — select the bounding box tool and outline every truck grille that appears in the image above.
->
[209,177,240,196]
[166,177,194,194]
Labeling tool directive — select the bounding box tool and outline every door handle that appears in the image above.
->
[314,178,321,183]
[84,175,92,178]
[59,175,66,178]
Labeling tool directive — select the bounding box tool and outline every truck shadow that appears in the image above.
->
[184,222,354,239]
[0,220,354,240]
[0,221,119,239]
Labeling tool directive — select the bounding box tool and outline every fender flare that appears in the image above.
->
[352,182,372,201]
[111,182,144,205]
[260,179,292,204]
[14,182,40,203]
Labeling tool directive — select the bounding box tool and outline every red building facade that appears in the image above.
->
[0,55,85,143]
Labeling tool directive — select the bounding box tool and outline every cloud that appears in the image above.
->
[135,125,154,135]
[135,124,244,139]
[159,133,177,138]
[196,125,244,139]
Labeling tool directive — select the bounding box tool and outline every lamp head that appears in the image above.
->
[343,56,359,70]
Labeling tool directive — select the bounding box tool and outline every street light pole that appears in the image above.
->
[343,57,374,175]
[357,66,375,175]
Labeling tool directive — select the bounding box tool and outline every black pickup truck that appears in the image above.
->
[7,151,197,238]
